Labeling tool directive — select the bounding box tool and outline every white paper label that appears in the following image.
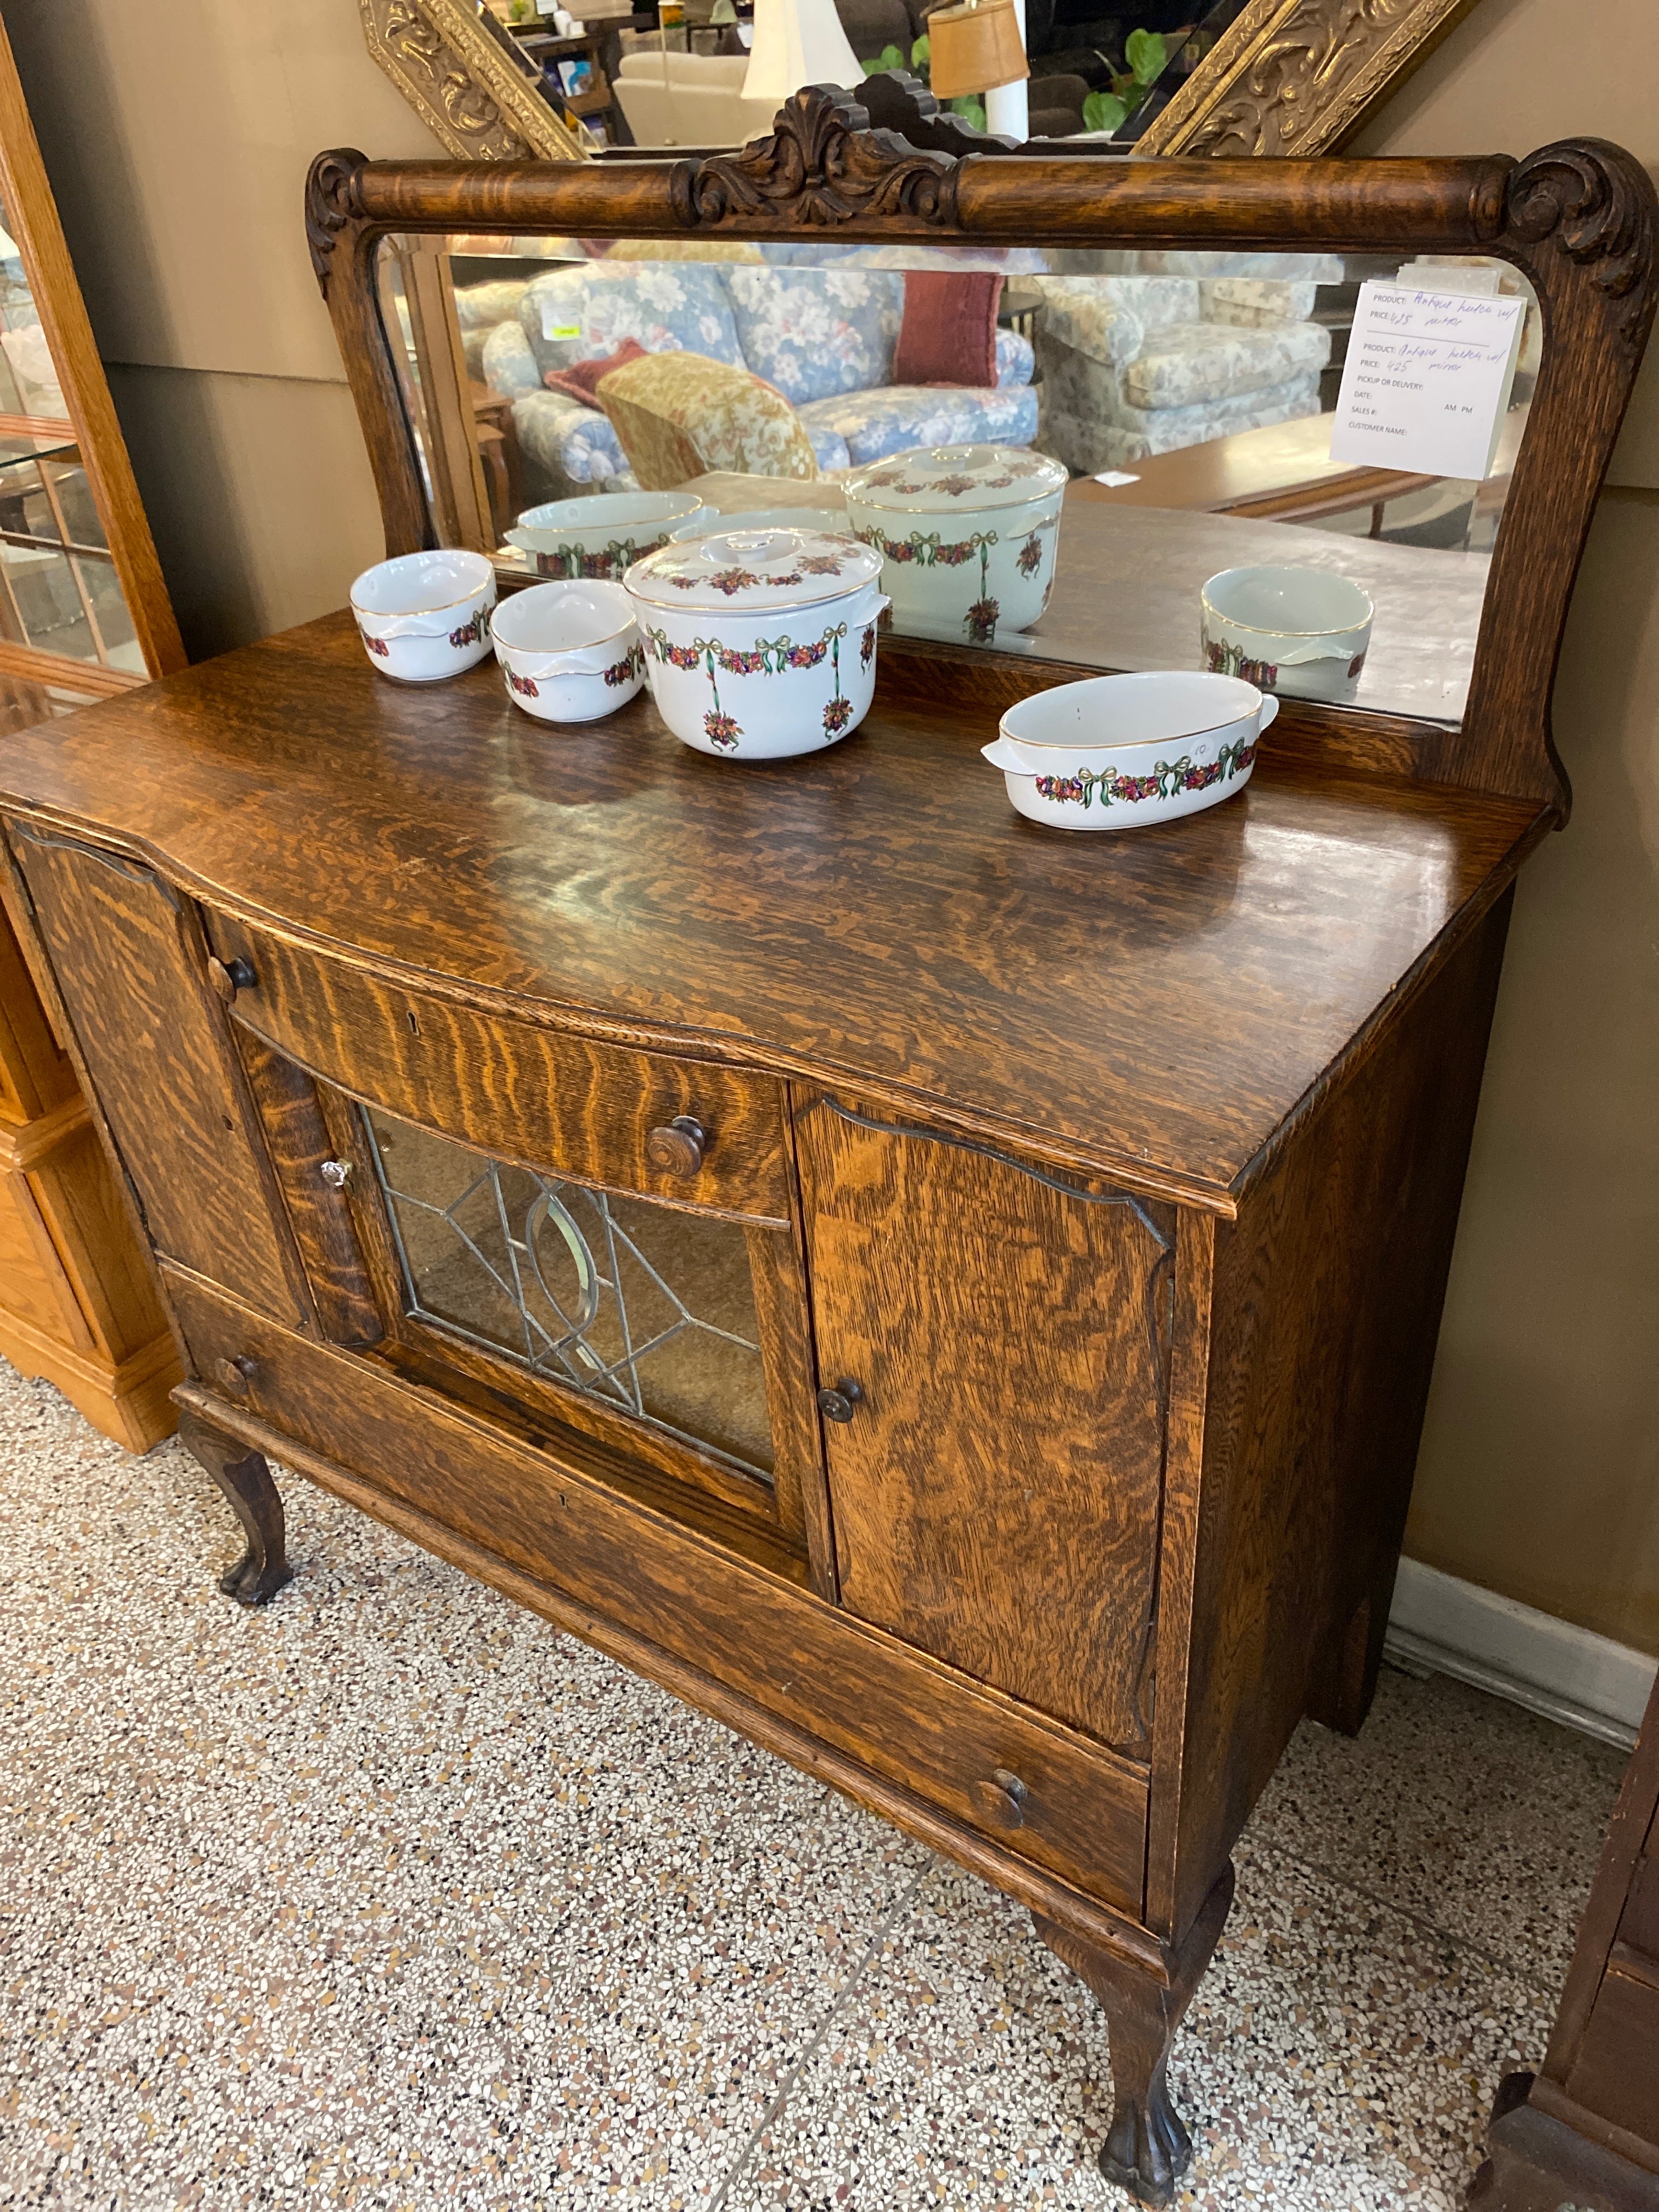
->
[1093,471,1141,488]
[541,301,583,342]
[1329,283,1525,481]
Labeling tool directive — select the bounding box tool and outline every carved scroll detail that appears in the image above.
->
[355,0,586,162]
[1505,139,1658,348]
[671,86,961,230]
[1137,0,1479,158]
[306,150,368,295]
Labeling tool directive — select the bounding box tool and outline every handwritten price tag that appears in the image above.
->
[1329,283,1525,481]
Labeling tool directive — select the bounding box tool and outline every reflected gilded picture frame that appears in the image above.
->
[358,0,1487,165]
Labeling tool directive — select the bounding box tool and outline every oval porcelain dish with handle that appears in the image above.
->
[492,580,645,724]
[624,528,888,761]
[507,490,713,580]
[1200,564,1374,702]
[984,670,1278,830]
[349,549,496,682]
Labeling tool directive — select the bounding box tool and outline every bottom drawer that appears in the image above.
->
[166,1263,1150,1919]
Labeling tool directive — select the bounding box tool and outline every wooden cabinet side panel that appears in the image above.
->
[795,1099,1172,1755]
[0,895,74,1122]
[1163,892,1514,1938]
[4,825,307,1325]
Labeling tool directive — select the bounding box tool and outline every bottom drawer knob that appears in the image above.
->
[214,1355,258,1398]
[646,1115,706,1176]
[970,1769,1028,1830]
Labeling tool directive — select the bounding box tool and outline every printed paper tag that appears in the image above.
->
[541,301,583,342]
[1093,471,1141,488]
[1329,283,1524,481]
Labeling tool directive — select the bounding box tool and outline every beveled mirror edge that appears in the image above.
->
[306,94,1659,821]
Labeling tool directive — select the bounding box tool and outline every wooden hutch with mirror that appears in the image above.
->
[0,101,1653,2202]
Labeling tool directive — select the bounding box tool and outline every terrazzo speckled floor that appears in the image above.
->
[0,1354,1627,2210]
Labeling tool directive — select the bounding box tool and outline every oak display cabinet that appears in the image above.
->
[1,107,1654,2202]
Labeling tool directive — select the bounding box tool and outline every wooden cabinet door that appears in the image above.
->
[796,1098,1175,1757]
[5,824,306,1324]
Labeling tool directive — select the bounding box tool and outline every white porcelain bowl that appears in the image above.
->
[984,670,1278,830]
[492,580,644,723]
[1200,564,1374,702]
[349,550,496,682]
[506,492,712,580]
[625,528,888,761]
[843,444,1068,646]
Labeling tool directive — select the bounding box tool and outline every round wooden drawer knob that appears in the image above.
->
[969,1769,1028,1830]
[646,1115,706,1176]
[816,1379,864,1425]
[206,955,256,1005]
[213,1355,258,1398]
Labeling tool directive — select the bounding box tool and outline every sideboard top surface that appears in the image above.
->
[0,611,1544,1205]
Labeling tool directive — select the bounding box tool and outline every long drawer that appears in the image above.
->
[165,1264,1150,1920]
[202,913,793,1224]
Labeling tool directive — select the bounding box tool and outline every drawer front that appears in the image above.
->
[166,1266,1150,1920]
[205,914,793,1224]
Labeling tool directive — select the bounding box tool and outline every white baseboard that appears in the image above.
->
[1385,1559,1657,1751]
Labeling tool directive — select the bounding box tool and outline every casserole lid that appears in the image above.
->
[624,528,881,613]
[844,443,1067,515]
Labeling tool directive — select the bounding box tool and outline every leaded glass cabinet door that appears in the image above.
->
[323,1090,831,1587]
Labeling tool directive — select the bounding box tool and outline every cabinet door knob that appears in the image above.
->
[969,1769,1028,1830]
[646,1115,706,1177]
[816,1378,864,1425]
[207,955,256,1005]
[319,1158,352,1188]
[213,1355,258,1398]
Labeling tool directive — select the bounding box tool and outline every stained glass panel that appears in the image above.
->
[363,1108,775,1479]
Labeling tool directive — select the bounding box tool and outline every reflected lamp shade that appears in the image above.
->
[742,0,862,103]
[927,0,1029,97]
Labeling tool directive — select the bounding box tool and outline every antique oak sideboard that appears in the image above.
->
[1,115,1654,2203]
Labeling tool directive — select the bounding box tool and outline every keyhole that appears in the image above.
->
[406,1009,421,1037]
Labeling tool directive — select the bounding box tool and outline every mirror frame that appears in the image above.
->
[307,89,1657,819]
[358,0,588,161]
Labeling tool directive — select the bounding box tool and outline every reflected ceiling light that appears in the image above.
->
[742,0,862,104]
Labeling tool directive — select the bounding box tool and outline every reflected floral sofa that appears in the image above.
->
[1030,253,1344,473]
[469,249,1039,499]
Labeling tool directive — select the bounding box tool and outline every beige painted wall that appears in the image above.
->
[5,0,1656,1641]
[2,0,439,652]
[1354,0,1659,1650]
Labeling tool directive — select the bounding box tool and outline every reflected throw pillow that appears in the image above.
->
[596,351,819,490]
[891,272,1004,390]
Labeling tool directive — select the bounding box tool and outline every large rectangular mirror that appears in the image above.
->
[375,223,1536,729]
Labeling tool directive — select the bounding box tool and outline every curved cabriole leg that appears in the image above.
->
[178,1407,294,1606]
[1036,1864,1235,2208]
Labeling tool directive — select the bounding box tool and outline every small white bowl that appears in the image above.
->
[984,670,1278,831]
[492,580,644,723]
[1200,565,1374,702]
[350,550,496,682]
[507,491,713,580]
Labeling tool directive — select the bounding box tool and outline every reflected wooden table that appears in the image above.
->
[689,471,1492,726]
[1066,414,1433,529]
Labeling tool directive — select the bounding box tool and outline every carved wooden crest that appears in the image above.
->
[669,86,961,229]
[1137,0,1486,156]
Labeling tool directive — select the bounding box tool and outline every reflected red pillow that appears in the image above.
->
[544,336,649,404]
[891,272,1004,390]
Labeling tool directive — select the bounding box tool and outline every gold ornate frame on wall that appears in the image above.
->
[1137,0,1485,156]
[360,0,1487,164]
[357,0,588,161]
